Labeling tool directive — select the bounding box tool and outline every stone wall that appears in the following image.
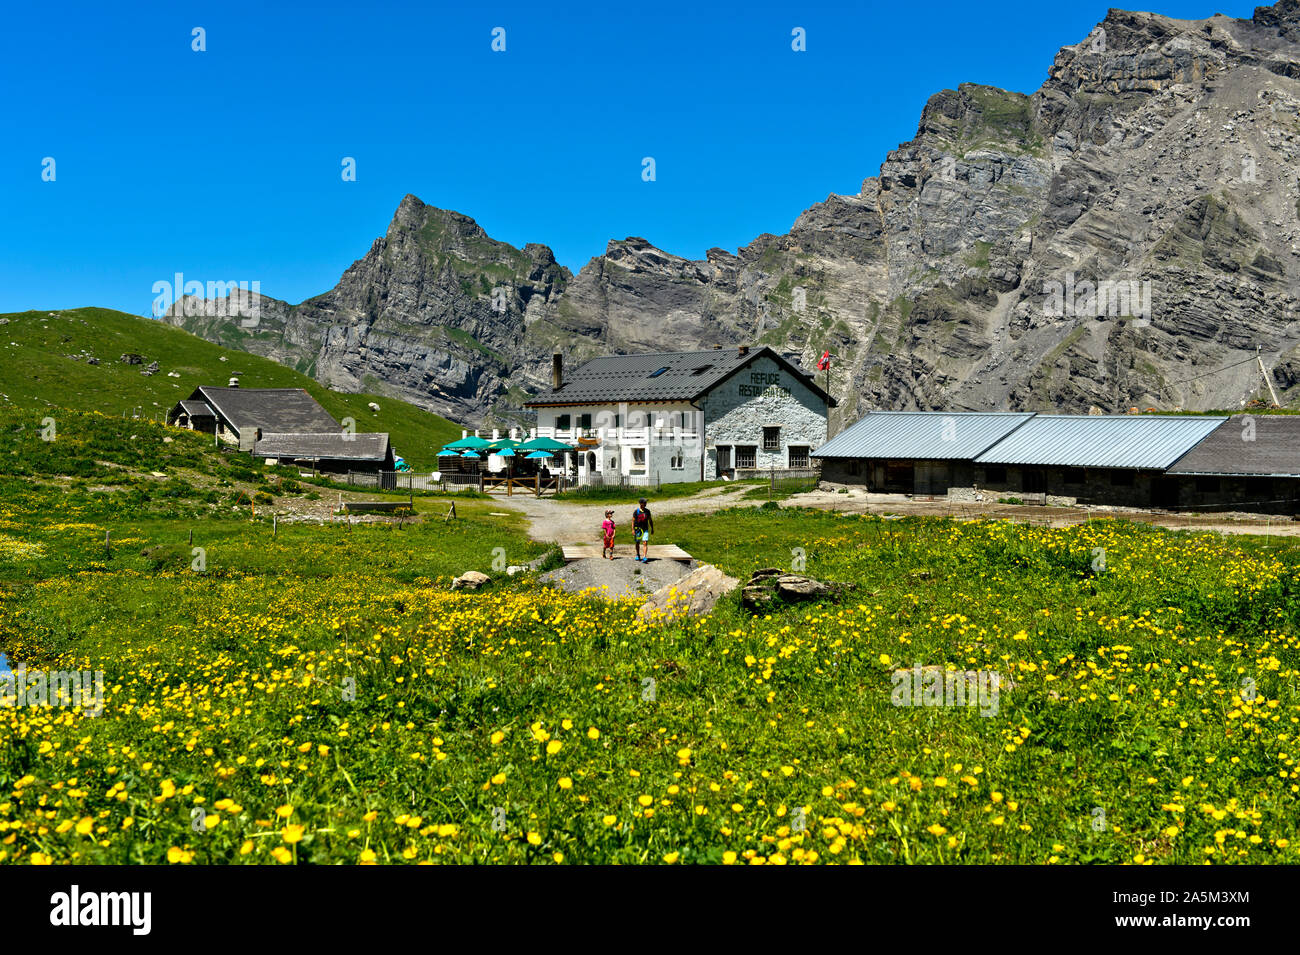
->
[701,354,828,480]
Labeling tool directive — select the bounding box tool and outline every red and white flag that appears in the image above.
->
[816,350,831,371]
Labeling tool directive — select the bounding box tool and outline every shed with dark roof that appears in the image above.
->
[168,386,340,446]
[254,432,394,473]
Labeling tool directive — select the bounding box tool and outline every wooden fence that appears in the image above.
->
[341,471,568,496]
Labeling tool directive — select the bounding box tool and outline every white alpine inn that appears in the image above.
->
[524,345,835,485]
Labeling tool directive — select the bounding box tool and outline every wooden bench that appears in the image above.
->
[562,543,693,564]
[343,501,411,514]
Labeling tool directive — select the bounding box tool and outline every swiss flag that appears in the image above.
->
[816,350,831,371]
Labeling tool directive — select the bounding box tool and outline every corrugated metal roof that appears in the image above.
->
[811,411,1035,460]
[1167,415,1300,476]
[524,346,832,405]
[974,415,1227,469]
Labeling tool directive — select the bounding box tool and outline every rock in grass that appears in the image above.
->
[740,570,852,612]
[638,564,740,621]
[451,570,490,590]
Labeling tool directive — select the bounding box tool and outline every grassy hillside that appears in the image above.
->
[0,308,462,469]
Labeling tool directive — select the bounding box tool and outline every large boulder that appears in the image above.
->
[637,564,740,621]
[451,570,490,590]
[741,569,851,612]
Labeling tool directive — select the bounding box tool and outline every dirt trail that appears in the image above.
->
[492,484,761,544]
[491,485,1300,543]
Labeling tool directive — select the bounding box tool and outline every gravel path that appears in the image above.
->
[495,484,760,544]
[537,555,692,598]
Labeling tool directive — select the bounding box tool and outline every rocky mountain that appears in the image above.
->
[166,1,1300,430]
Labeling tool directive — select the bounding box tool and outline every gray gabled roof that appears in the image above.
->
[525,346,833,406]
[178,400,215,417]
[974,414,1227,470]
[254,432,391,462]
[194,387,340,436]
[1167,414,1300,477]
[812,411,1035,460]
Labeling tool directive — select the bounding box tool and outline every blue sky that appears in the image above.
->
[0,0,1260,315]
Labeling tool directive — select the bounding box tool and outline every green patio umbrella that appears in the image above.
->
[443,435,493,450]
[517,436,575,452]
[524,450,553,459]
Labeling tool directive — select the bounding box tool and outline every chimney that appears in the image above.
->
[227,376,240,388]
[552,353,563,390]
[738,345,749,357]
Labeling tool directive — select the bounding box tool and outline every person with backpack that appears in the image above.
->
[632,498,654,562]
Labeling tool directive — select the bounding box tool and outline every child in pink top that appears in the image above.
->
[601,510,616,559]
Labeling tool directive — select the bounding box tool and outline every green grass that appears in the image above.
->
[2,420,1300,865]
[2,495,1299,864]
[739,477,820,501]
[0,308,462,469]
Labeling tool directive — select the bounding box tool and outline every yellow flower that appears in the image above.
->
[281,824,305,844]
[527,831,542,846]
[546,740,562,756]
[271,846,292,863]
[558,777,573,790]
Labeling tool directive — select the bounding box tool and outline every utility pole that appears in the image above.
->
[1257,345,1281,407]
